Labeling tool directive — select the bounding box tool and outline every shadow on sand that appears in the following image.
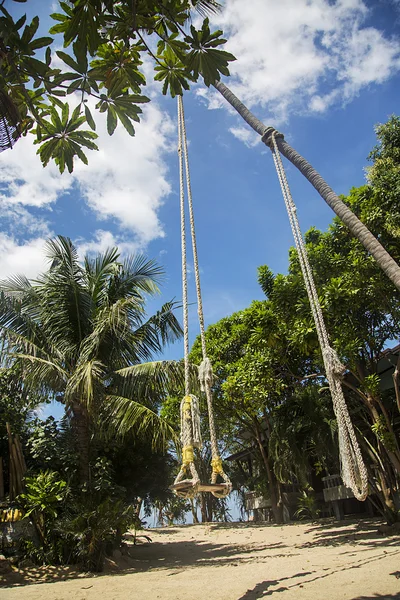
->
[1,518,398,591]
[297,519,400,549]
[235,551,400,600]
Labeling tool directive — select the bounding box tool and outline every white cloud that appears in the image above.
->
[228,126,260,148]
[76,229,140,258]
[205,0,400,130]
[74,101,174,245]
[0,229,144,282]
[0,137,71,208]
[1,204,51,238]
[0,234,49,280]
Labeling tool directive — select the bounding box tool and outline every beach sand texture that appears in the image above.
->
[1,519,399,600]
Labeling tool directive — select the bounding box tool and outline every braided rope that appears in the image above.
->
[176,95,231,498]
[173,395,201,497]
[270,132,368,502]
[178,102,190,398]
[173,98,200,497]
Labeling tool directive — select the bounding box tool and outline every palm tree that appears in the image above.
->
[0,236,184,484]
[213,81,400,292]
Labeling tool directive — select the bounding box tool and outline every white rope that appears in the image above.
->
[178,102,190,398]
[270,132,369,502]
[173,98,200,497]
[176,95,231,498]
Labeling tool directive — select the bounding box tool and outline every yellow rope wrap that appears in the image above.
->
[182,395,192,415]
[1,509,23,522]
[182,445,194,466]
[211,456,224,476]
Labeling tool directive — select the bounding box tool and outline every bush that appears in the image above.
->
[17,467,137,571]
[294,488,321,521]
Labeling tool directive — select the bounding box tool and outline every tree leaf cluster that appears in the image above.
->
[2,1,235,171]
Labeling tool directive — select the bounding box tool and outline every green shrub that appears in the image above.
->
[294,488,321,520]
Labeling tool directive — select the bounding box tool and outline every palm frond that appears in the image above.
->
[12,352,67,394]
[102,393,177,448]
[0,274,34,297]
[77,296,145,367]
[36,238,93,351]
[148,300,183,345]
[114,360,199,402]
[0,296,57,358]
[120,254,164,296]
[127,301,183,362]
[65,358,106,410]
[83,246,120,307]
[44,235,81,274]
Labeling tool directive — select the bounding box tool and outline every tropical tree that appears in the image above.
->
[189,298,322,524]
[0,363,46,498]
[1,0,234,169]
[0,235,183,484]
[269,385,338,487]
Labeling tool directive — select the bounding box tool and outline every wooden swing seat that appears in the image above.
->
[170,480,229,494]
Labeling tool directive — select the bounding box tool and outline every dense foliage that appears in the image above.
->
[0,236,183,484]
[0,238,185,569]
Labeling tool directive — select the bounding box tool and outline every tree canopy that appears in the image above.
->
[0,235,183,483]
[1,0,234,171]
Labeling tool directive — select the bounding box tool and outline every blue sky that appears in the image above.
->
[1,0,400,419]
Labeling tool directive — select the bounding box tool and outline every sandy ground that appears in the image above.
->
[1,518,400,600]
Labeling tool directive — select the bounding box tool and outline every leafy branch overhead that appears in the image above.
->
[1,1,235,172]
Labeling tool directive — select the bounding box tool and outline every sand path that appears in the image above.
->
[1,519,400,599]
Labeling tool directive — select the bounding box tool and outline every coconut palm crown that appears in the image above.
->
[0,236,184,483]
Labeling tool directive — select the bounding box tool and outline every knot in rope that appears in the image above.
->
[199,357,214,392]
[322,346,347,379]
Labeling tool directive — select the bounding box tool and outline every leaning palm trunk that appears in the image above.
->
[213,81,400,292]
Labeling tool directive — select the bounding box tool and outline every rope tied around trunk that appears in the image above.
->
[173,95,231,499]
[269,131,369,502]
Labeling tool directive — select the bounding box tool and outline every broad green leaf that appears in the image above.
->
[107,106,117,135]
[84,105,96,131]
[30,36,53,51]
[56,50,82,73]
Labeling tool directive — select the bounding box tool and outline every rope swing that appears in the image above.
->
[268,131,369,502]
[171,95,231,499]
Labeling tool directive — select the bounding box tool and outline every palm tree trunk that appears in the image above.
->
[213,81,400,292]
[71,402,90,485]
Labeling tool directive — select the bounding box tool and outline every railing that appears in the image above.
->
[322,474,353,502]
